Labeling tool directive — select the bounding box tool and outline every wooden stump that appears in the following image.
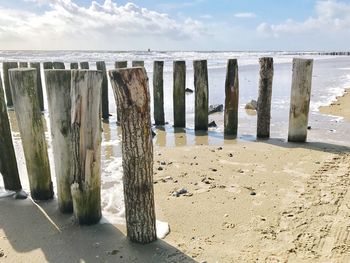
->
[115,61,127,69]
[132,61,144,67]
[224,59,239,137]
[80,62,89,69]
[257,57,274,139]
[194,60,209,131]
[9,69,53,200]
[29,62,45,111]
[288,59,313,142]
[153,61,165,125]
[43,62,53,70]
[173,61,186,128]
[53,62,65,69]
[70,63,79,69]
[96,61,109,120]
[19,62,28,68]
[2,62,18,107]
[0,75,22,191]
[45,70,73,213]
[70,70,102,224]
[109,67,157,244]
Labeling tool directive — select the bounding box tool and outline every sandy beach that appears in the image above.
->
[2,90,350,263]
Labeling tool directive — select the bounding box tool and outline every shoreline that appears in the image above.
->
[319,88,350,121]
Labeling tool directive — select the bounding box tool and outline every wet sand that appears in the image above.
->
[2,94,350,262]
[320,88,350,121]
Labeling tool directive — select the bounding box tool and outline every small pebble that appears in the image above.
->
[157,167,163,171]
[250,191,257,196]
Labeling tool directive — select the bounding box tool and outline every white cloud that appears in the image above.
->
[0,0,206,49]
[234,12,256,18]
[257,0,350,37]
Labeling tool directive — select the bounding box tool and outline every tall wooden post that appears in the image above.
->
[96,61,109,120]
[0,75,22,191]
[70,62,79,69]
[43,62,53,70]
[70,70,102,224]
[115,61,127,69]
[9,69,53,200]
[80,62,89,69]
[194,60,209,131]
[132,61,144,67]
[53,62,65,69]
[29,62,45,111]
[153,61,165,125]
[2,62,18,107]
[45,70,73,213]
[257,57,274,139]
[288,58,313,142]
[19,62,28,68]
[173,61,186,128]
[224,59,239,137]
[109,67,157,244]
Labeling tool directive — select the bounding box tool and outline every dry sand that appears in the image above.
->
[2,91,350,262]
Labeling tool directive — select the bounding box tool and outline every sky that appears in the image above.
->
[0,0,349,51]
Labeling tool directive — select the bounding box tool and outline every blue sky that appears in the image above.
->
[0,0,349,50]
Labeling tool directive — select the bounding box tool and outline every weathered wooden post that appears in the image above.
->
[80,62,89,69]
[0,75,22,191]
[257,57,274,139]
[96,61,109,120]
[70,70,102,224]
[132,61,144,67]
[288,58,313,142]
[173,61,186,128]
[224,59,239,137]
[115,61,127,69]
[194,60,209,131]
[9,69,53,200]
[115,61,128,123]
[29,62,45,111]
[45,70,73,213]
[153,61,165,125]
[43,62,53,70]
[19,62,28,68]
[2,62,18,107]
[109,67,157,244]
[70,62,79,69]
[53,62,65,69]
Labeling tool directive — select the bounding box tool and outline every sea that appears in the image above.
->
[0,50,350,233]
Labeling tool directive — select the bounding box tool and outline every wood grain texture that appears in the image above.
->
[153,61,165,125]
[2,62,18,107]
[173,61,186,128]
[194,60,209,131]
[29,62,45,111]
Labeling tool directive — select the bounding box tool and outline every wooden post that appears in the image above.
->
[257,57,274,139]
[115,61,128,123]
[29,62,45,111]
[53,62,65,69]
[109,67,157,244]
[0,75,22,191]
[9,69,53,200]
[80,62,89,69]
[70,63,79,69]
[96,61,109,120]
[224,59,239,137]
[2,62,18,107]
[173,61,186,128]
[132,61,144,67]
[70,70,102,224]
[153,61,165,125]
[19,62,28,68]
[194,60,209,131]
[115,61,127,69]
[43,62,53,70]
[45,70,73,213]
[288,58,313,142]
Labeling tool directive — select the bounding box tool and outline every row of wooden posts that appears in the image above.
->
[0,57,313,244]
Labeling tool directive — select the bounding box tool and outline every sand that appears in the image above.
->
[2,92,350,262]
[319,88,350,121]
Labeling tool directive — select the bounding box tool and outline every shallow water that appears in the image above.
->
[1,51,350,225]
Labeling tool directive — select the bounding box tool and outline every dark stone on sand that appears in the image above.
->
[208,121,217,128]
[185,88,194,93]
[13,190,28,200]
[307,126,312,130]
[250,192,257,196]
[209,104,224,114]
[157,167,163,171]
